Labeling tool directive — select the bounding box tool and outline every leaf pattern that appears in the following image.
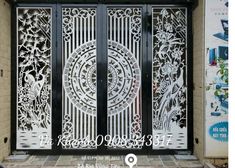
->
[17,8,52,131]
[152,8,187,131]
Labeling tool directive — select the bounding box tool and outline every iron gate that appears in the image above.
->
[12,3,193,154]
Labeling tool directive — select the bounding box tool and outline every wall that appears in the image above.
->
[193,0,228,165]
[0,0,11,162]
[193,0,205,162]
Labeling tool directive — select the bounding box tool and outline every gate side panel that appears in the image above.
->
[16,7,52,149]
[152,7,188,149]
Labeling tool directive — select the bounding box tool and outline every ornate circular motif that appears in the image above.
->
[107,41,141,115]
[63,41,97,115]
[63,40,141,116]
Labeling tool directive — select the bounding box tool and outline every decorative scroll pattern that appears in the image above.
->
[108,8,141,41]
[17,8,52,149]
[130,115,141,138]
[107,8,142,149]
[62,8,96,41]
[152,8,187,149]
[61,114,96,148]
[62,8,97,149]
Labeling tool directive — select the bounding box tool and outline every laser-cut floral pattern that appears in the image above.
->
[17,8,52,131]
[152,8,187,131]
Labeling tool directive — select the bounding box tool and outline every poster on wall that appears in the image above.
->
[205,0,228,157]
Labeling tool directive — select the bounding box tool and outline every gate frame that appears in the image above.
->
[11,1,193,155]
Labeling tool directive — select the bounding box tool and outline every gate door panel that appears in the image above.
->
[62,7,97,149]
[107,7,142,149]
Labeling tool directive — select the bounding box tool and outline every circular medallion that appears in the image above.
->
[107,41,141,115]
[63,41,97,115]
[63,40,141,116]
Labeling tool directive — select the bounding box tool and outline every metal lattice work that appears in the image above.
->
[152,7,187,149]
[62,8,97,149]
[15,5,190,152]
[107,8,142,149]
[16,8,52,149]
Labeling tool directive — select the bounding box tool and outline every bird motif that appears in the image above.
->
[24,69,45,101]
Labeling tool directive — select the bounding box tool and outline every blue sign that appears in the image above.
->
[209,122,228,142]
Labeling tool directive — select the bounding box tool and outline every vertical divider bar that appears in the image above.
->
[187,5,194,152]
[11,3,17,152]
[142,5,151,153]
[146,5,153,153]
[97,4,108,152]
[55,4,62,152]
[51,5,57,151]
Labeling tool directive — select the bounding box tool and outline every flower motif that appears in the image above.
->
[41,86,49,103]
[164,22,173,32]
[172,48,183,59]
[19,93,31,105]
[155,31,174,45]
[175,11,184,22]
[162,62,178,75]
[160,8,169,17]
[41,93,49,102]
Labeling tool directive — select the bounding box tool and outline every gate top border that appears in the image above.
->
[7,0,195,6]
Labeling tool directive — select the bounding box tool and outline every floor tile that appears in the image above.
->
[2,155,203,168]
[47,156,59,161]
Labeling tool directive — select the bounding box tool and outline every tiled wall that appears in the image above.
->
[0,0,11,161]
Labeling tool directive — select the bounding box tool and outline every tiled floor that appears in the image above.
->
[1,155,203,168]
